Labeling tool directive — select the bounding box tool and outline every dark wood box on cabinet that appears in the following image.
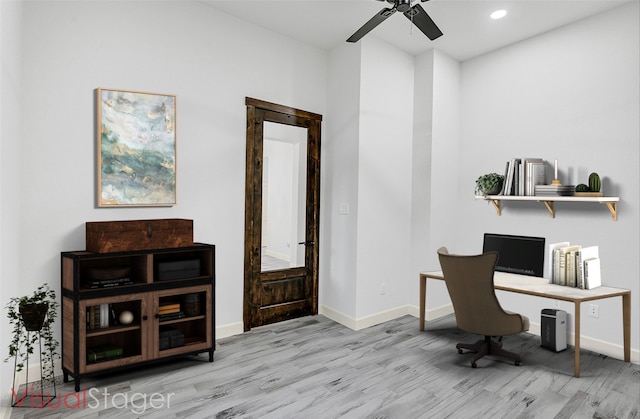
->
[86,219,193,253]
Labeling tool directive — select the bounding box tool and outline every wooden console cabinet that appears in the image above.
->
[61,244,215,391]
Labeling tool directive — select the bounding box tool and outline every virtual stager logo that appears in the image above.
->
[12,387,175,414]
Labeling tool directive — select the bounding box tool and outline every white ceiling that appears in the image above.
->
[201,0,631,61]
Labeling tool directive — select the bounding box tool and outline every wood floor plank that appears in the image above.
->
[9,314,639,418]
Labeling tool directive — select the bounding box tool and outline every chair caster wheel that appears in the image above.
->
[458,348,463,354]
[471,362,477,368]
[515,361,521,366]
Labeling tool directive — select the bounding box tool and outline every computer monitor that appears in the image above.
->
[482,233,545,277]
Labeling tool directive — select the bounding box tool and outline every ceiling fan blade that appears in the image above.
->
[347,7,397,43]
[404,4,443,41]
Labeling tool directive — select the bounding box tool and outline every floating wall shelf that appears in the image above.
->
[476,195,619,221]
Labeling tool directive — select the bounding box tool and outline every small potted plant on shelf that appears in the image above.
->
[5,283,60,385]
[476,173,504,196]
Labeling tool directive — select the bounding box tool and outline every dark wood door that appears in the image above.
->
[244,97,321,331]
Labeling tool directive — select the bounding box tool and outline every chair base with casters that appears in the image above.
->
[456,335,522,368]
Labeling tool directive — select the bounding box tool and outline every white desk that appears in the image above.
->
[419,270,631,377]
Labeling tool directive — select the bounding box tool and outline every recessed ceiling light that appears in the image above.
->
[491,10,507,20]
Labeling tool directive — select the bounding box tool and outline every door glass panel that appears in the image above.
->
[261,122,308,272]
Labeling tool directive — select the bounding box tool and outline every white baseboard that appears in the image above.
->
[214,302,452,340]
[319,305,410,330]
[527,321,639,364]
[216,321,244,339]
[319,303,453,331]
[319,304,639,364]
[406,302,454,321]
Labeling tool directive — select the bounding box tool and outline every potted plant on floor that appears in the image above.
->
[5,283,60,396]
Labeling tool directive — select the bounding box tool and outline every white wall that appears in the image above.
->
[1,0,24,415]
[323,36,416,326]
[3,0,327,403]
[321,42,361,319]
[356,37,414,319]
[426,50,463,266]
[456,3,639,351]
[411,49,463,314]
[410,50,435,311]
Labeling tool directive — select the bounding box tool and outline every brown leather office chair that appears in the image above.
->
[437,247,530,368]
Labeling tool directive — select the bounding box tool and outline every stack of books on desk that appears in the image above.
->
[550,242,601,289]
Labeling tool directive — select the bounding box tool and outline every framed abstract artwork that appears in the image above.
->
[96,88,177,207]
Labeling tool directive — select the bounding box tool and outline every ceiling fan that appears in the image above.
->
[347,0,443,43]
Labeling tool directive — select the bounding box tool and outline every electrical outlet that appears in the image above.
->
[589,304,599,318]
[380,282,386,295]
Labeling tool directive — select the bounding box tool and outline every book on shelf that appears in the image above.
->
[525,159,545,196]
[501,158,545,196]
[88,305,104,330]
[547,242,570,283]
[84,277,134,289]
[158,311,186,322]
[86,304,118,330]
[100,303,109,328]
[514,159,522,196]
[499,161,509,195]
[87,344,123,363]
[502,158,518,195]
[534,185,575,196]
[584,258,602,289]
[576,246,599,289]
[159,303,181,315]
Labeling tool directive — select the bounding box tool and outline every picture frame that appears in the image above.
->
[96,88,177,207]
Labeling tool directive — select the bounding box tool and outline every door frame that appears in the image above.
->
[243,97,322,331]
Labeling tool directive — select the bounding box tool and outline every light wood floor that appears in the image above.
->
[10,314,640,418]
[261,253,290,271]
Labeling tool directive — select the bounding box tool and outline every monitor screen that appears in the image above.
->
[482,233,545,277]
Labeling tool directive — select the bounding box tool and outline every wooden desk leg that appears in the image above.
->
[420,274,426,332]
[623,293,631,362]
[574,302,581,378]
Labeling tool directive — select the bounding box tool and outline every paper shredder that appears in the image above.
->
[541,309,567,352]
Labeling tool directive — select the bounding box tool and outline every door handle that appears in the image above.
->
[298,241,315,246]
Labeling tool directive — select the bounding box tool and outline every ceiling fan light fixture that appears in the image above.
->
[347,0,443,43]
[491,9,507,20]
